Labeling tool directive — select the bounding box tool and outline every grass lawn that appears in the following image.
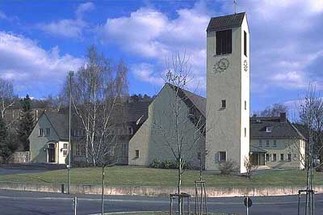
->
[0,166,323,188]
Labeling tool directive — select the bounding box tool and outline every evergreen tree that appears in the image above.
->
[17,95,34,151]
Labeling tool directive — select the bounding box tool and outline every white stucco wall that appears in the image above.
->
[128,84,205,168]
[206,14,250,173]
[251,138,305,169]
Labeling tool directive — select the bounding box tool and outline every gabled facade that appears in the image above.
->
[128,83,206,168]
[250,113,306,169]
[29,112,69,164]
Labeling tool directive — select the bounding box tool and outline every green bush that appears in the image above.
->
[219,160,238,175]
[149,159,194,170]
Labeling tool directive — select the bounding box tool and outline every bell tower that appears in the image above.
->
[205,12,250,173]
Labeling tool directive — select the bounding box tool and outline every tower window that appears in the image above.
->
[216,29,232,55]
[244,100,247,110]
[244,31,247,57]
[221,100,226,108]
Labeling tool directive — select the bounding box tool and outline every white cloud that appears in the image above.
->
[101,3,209,93]
[37,2,94,38]
[131,63,164,85]
[245,0,323,96]
[38,19,86,38]
[0,31,83,96]
[75,2,95,19]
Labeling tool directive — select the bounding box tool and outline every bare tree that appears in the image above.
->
[0,78,16,120]
[244,155,257,179]
[65,46,128,166]
[298,84,323,215]
[259,103,288,117]
[152,53,205,215]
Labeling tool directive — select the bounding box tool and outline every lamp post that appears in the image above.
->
[67,71,74,194]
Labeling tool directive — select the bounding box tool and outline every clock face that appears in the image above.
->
[213,58,229,74]
[243,59,248,72]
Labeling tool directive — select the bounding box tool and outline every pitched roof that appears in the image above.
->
[250,115,305,140]
[126,101,151,123]
[207,12,245,32]
[44,112,69,140]
[166,83,206,117]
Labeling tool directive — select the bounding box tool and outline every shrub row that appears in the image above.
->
[149,159,194,170]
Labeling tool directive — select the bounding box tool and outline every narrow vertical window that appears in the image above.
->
[46,128,50,136]
[244,31,247,57]
[266,154,269,162]
[39,128,43,137]
[221,100,226,108]
[273,154,277,162]
[244,127,246,137]
[288,154,292,162]
[135,150,140,158]
[216,29,232,55]
[280,154,284,161]
[244,100,247,110]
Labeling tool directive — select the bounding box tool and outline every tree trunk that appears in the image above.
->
[177,157,182,215]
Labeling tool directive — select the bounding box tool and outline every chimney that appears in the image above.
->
[280,112,287,122]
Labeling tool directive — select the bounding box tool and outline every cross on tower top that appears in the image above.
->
[234,0,237,14]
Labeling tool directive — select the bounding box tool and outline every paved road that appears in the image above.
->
[0,189,322,215]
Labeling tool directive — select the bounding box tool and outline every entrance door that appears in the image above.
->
[48,143,55,163]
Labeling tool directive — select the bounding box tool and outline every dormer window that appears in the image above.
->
[266,126,273,133]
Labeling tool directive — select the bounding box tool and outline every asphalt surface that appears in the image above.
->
[0,189,322,215]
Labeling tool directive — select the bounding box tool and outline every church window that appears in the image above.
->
[244,31,247,57]
[216,29,232,55]
[135,150,140,158]
[288,154,292,162]
[273,140,277,147]
[221,100,226,108]
[266,140,270,147]
[219,151,226,162]
[266,154,269,162]
[280,154,284,161]
[273,154,277,162]
[244,100,247,110]
[244,127,246,137]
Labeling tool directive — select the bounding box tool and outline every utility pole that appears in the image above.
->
[101,165,106,215]
[67,71,74,194]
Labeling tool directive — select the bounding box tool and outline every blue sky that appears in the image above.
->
[0,0,323,115]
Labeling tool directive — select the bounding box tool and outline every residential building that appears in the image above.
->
[28,101,150,165]
[29,112,69,164]
[250,113,306,169]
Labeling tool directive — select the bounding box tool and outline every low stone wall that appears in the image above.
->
[0,182,323,197]
[0,151,30,164]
